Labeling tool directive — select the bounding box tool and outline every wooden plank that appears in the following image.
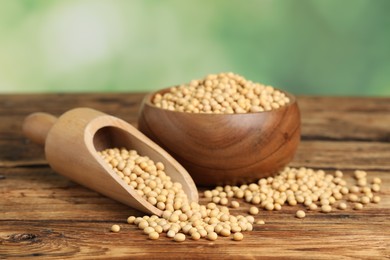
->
[3,167,389,218]
[299,96,390,142]
[297,96,390,112]
[301,112,390,142]
[0,221,388,259]
[292,140,390,170]
[1,94,390,142]
[2,139,390,171]
[0,93,144,118]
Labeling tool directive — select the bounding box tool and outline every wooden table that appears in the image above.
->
[0,94,389,259]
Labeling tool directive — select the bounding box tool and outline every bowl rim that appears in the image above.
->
[143,86,297,116]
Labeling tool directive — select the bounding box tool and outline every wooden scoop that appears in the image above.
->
[22,107,198,216]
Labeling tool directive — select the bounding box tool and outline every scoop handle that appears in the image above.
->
[22,112,57,146]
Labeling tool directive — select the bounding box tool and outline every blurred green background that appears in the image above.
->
[0,0,389,95]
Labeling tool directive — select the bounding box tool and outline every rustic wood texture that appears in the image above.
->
[138,90,301,185]
[0,94,389,259]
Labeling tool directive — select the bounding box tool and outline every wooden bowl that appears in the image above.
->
[138,88,301,186]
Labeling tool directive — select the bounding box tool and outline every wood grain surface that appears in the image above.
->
[0,94,389,259]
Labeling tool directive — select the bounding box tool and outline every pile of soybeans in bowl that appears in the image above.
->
[104,73,382,242]
[152,72,290,114]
